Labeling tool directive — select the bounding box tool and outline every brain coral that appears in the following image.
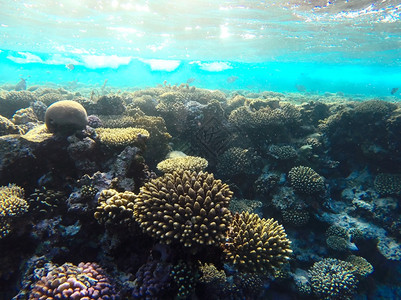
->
[45,100,88,134]
[288,166,325,195]
[156,156,208,173]
[223,212,292,273]
[309,258,358,300]
[29,262,118,299]
[95,127,149,148]
[94,189,137,230]
[0,184,28,238]
[133,170,233,248]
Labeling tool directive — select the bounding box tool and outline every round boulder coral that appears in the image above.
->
[288,166,325,195]
[309,258,358,300]
[45,100,88,134]
[29,262,118,299]
[223,212,292,273]
[134,170,233,248]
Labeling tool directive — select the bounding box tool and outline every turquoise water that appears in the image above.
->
[1,0,401,96]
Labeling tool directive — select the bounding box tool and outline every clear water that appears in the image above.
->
[1,0,401,96]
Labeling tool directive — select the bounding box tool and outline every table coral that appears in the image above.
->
[133,170,233,248]
[156,156,208,173]
[309,258,358,300]
[95,127,149,148]
[28,262,119,299]
[223,212,292,273]
[288,166,325,195]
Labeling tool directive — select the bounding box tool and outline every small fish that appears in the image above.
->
[227,76,238,83]
[66,63,75,71]
[15,78,26,91]
[391,87,398,95]
[296,84,306,92]
[186,77,196,84]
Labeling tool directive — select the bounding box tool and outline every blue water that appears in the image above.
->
[1,1,401,96]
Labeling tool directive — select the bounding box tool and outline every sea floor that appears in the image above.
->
[0,83,401,299]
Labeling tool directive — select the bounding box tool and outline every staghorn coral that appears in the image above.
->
[346,255,373,278]
[45,100,88,134]
[288,166,325,195]
[374,173,401,196]
[223,212,292,273]
[156,156,208,173]
[28,262,118,299]
[0,184,29,238]
[309,258,358,300]
[133,170,233,248]
[94,189,137,231]
[95,127,149,148]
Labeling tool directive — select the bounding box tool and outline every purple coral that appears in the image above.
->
[29,262,119,299]
[132,261,172,299]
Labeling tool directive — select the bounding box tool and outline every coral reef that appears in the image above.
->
[95,127,149,148]
[28,262,119,299]
[0,184,29,238]
[134,170,233,249]
[309,258,358,300]
[288,166,325,195]
[156,155,208,173]
[374,173,401,196]
[223,212,292,273]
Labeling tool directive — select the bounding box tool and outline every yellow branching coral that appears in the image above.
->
[95,127,149,147]
[223,212,292,273]
[288,166,325,195]
[94,189,137,230]
[0,184,29,238]
[156,156,208,173]
[134,170,233,248]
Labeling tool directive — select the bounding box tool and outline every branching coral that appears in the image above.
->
[94,189,137,230]
[133,170,233,248]
[374,173,401,196]
[288,166,325,195]
[156,156,208,173]
[0,184,28,238]
[29,262,118,299]
[223,212,292,273]
[309,258,358,300]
